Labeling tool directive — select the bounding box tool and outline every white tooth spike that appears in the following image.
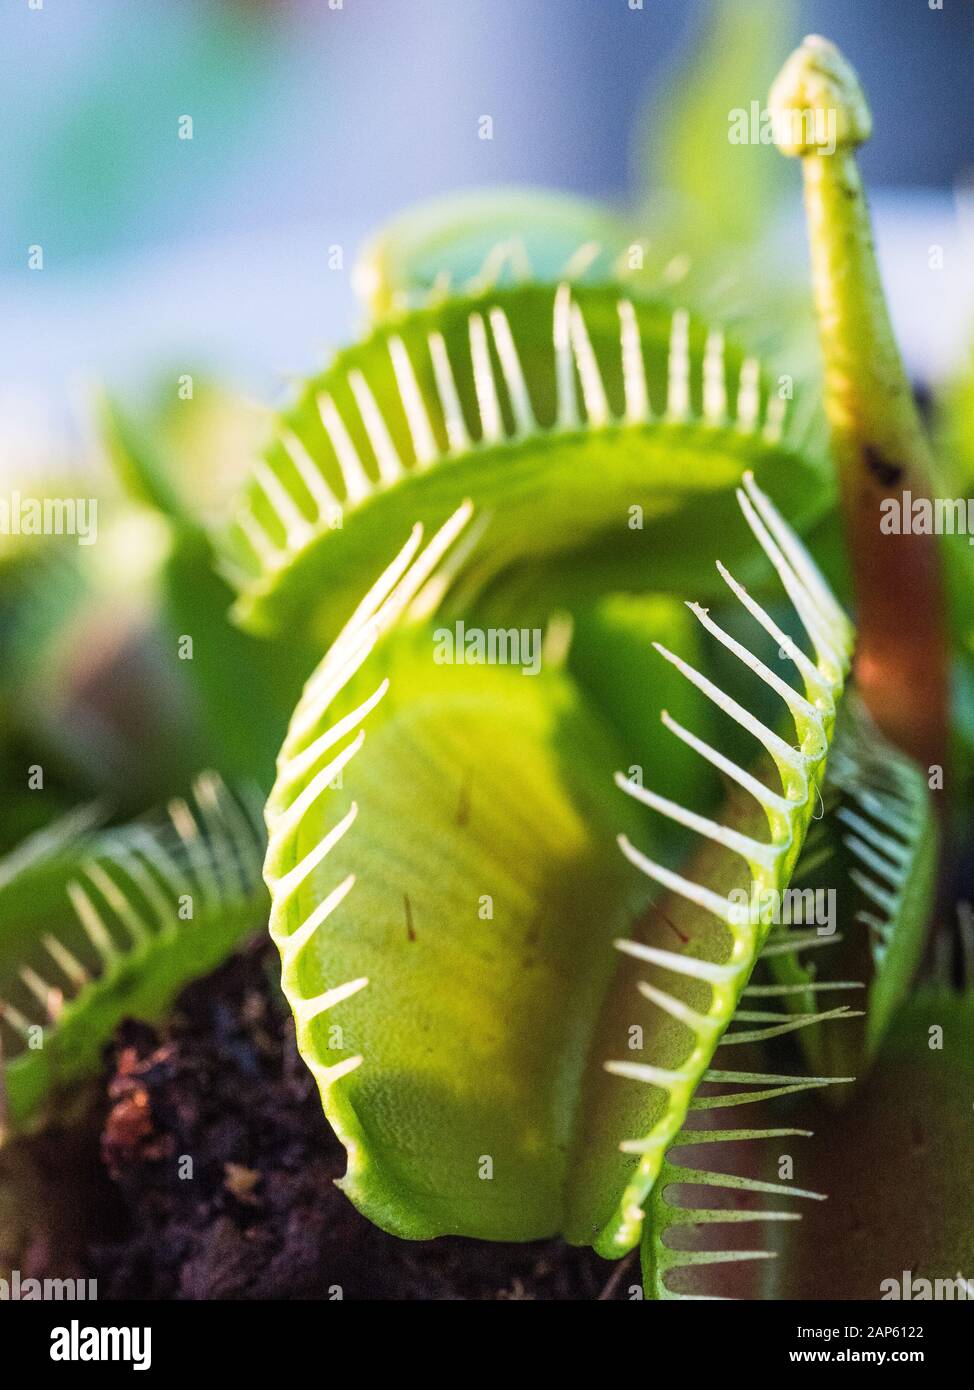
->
[427,331,472,453]
[310,1054,363,1088]
[214,555,253,591]
[67,881,117,963]
[469,238,517,293]
[289,622,383,748]
[569,302,610,427]
[82,863,150,947]
[659,710,792,824]
[468,312,503,444]
[347,369,404,486]
[741,471,852,656]
[604,1060,688,1088]
[685,603,821,733]
[849,871,897,916]
[666,1126,814,1145]
[0,999,33,1040]
[126,827,185,906]
[279,681,389,791]
[167,797,220,911]
[42,933,90,992]
[408,507,493,624]
[252,460,313,548]
[281,429,342,518]
[318,393,372,504]
[618,299,650,424]
[689,1078,848,1109]
[618,835,746,929]
[615,935,737,985]
[704,1067,852,1087]
[235,505,285,570]
[331,523,424,653]
[736,357,761,431]
[857,909,889,939]
[663,252,692,285]
[487,307,535,436]
[666,309,691,421]
[272,802,360,902]
[735,488,844,679]
[636,980,713,1031]
[19,966,56,1012]
[388,336,438,467]
[300,504,468,722]
[553,283,579,430]
[844,836,903,887]
[466,238,527,294]
[653,643,806,784]
[849,790,915,840]
[368,500,474,637]
[702,329,727,425]
[836,809,911,864]
[561,239,602,280]
[280,875,356,970]
[667,1166,826,1202]
[615,772,780,873]
[722,1006,860,1046]
[192,776,244,900]
[715,561,827,704]
[760,931,841,957]
[744,980,863,996]
[196,774,263,893]
[508,236,532,282]
[763,391,787,443]
[275,732,365,838]
[293,976,369,1024]
[113,848,176,932]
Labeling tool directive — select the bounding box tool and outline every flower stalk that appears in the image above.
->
[769,36,949,775]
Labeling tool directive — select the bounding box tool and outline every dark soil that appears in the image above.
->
[87,937,622,1300]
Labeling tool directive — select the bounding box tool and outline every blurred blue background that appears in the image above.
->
[1,0,972,448]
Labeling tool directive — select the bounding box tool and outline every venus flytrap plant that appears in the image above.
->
[638,701,938,1299]
[97,387,317,789]
[262,473,866,1261]
[242,38,950,1279]
[223,282,831,643]
[770,695,937,1081]
[353,187,638,323]
[0,773,267,1137]
[0,27,960,1305]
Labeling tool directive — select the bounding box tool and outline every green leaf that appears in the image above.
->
[98,378,268,531]
[354,187,636,322]
[161,528,318,787]
[768,693,936,1076]
[265,476,856,1255]
[0,775,267,1136]
[223,282,831,642]
[95,381,316,788]
[97,390,189,524]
